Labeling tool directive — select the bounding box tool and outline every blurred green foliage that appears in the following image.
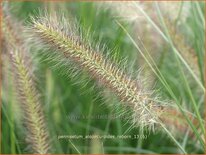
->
[1,1,205,154]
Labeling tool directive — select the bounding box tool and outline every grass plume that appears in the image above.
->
[29,13,201,139]
[2,9,50,154]
[29,13,166,130]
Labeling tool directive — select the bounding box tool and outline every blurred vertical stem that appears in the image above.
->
[9,92,16,154]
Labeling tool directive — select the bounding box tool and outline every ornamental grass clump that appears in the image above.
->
[29,13,167,130]
[2,10,50,154]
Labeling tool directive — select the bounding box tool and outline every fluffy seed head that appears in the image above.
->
[29,13,165,129]
[9,49,50,153]
[3,9,50,154]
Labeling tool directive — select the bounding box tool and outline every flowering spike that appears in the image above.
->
[30,13,164,129]
[3,9,50,154]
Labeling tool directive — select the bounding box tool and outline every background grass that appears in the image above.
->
[1,1,205,154]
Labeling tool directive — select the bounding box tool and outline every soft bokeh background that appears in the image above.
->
[1,1,205,154]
